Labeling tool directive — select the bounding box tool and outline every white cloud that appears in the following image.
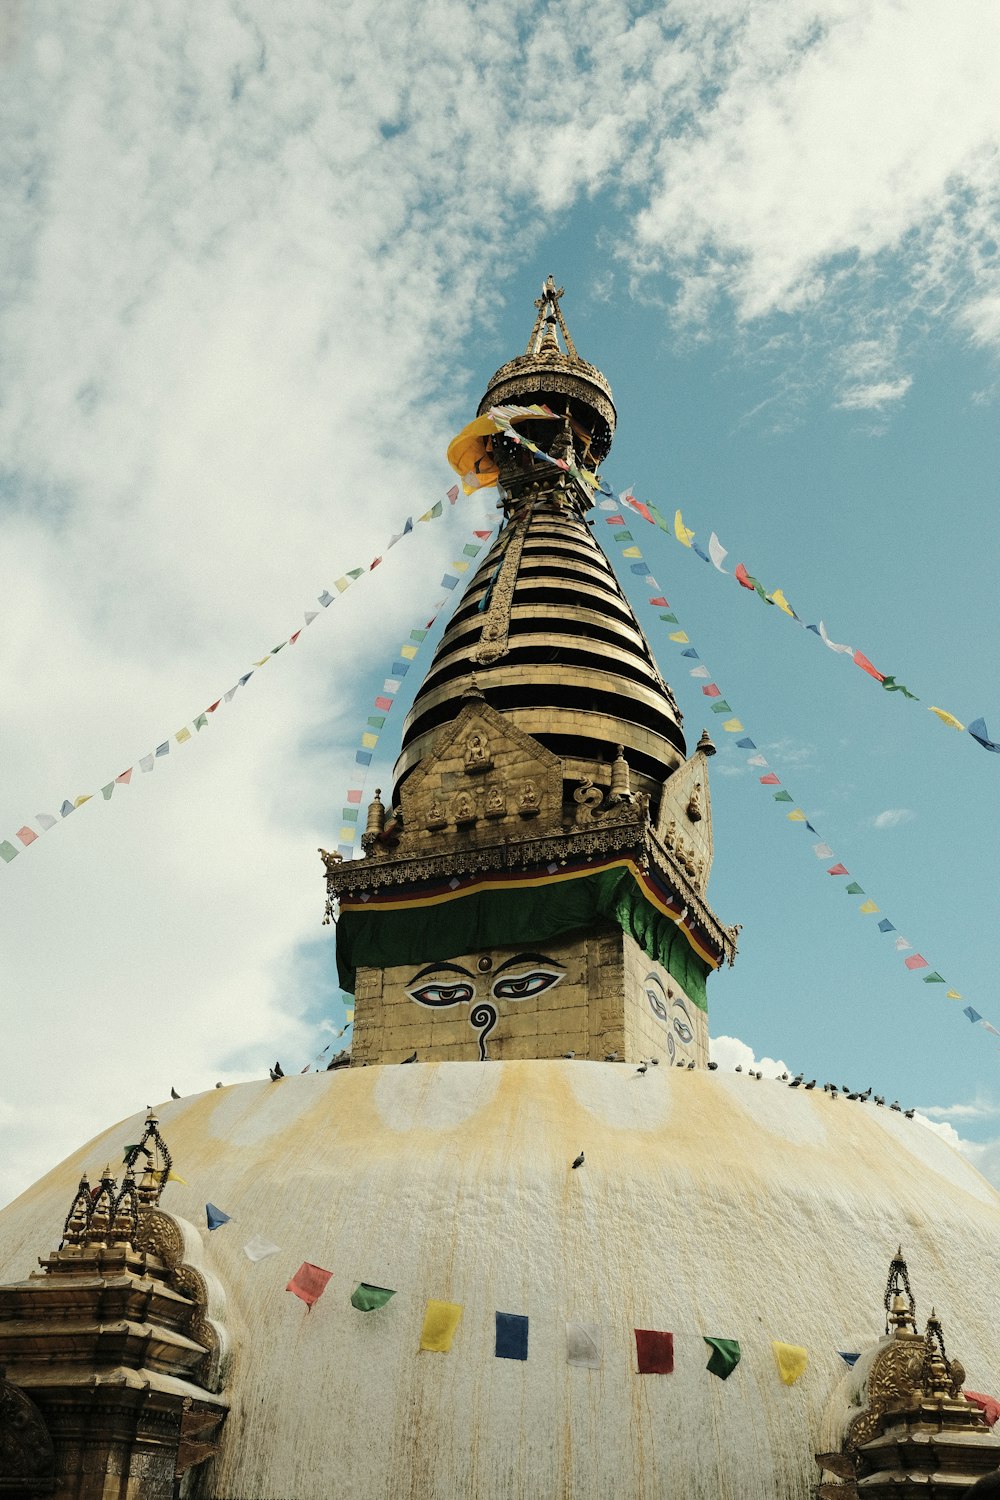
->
[872,808,916,830]
[836,377,912,410]
[710,1034,790,1078]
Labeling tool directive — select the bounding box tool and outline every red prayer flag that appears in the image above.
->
[206,700,221,713]
[473,529,492,539]
[606,516,625,525]
[374,696,393,712]
[759,773,780,785]
[635,1329,674,1374]
[702,684,721,698]
[370,556,382,571]
[734,562,755,591]
[346,789,363,805]
[630,499,654,524]
[827,863,849,876]
[15,826,38,846]
[446,485,459,504]
[116,769,133,785]
[649,596,668,607]
[904,954,929,971]
[852,650,885,683]
[965,1391,1000,1427]
[286,1262,332,1310]
[289,630,301,644]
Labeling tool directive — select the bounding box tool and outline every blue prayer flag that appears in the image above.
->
[441,575,459,590]
[355,750,373,766]
[337,844,354,860]
[964,1006,983,1023]
[692,543,711,563]
[319,590,334,607]
[838,1351,860,1368]
[391,662,410,677]
[206,1203,231,1231]
[60,801,75,817]
[238,672,253,687]
[877,919,896,933]
[495,1311,529,1361]
[155,742,169,757]
[630,563,647,574]
[735,738,756,750]
[968,718,1000,752]
[681,648,699,659]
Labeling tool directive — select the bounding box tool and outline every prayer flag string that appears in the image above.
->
[603,528,999,1050]
[0,487,478,869]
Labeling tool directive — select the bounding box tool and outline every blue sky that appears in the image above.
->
[2,1,1000,1204]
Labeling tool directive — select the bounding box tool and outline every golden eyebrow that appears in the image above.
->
[409,962,476,983]
[493,952,559,976]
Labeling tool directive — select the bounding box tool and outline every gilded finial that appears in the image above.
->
[884,1245,917,1334]
[526,275,578,359]
[696,728,716,758]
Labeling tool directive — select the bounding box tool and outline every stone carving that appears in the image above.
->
[0,1372,55,1490]
[687,783,703,822]
[663,819,677,851]
[453,790,477,826]
[426,796,447,831]
[464,732,492,772]
[474,514,530,665]
[485,785,506,818]
[573,779,604,824]
[518,780,540,817]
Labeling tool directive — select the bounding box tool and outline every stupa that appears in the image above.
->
[1,279,998,1500]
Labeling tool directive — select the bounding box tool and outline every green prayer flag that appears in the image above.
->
[846,882,865,895]
[424,500,443,519]
[367,715,386,729]
[648,504,671,532]
[193,713,208,730]
[347,568,364,580]
[773,790,793,803]
[710,701,732,713]
[881,675,918,700]
[462,544,480,558]
[342,808,359,822]
[351,1282,396,1312]
[659,613,678,624]
[615,529,634,542]
[0,840,19,863]
[704,1337,741,1380]
[923,972,945,983]
[409,629,428,641]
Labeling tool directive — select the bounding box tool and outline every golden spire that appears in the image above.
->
[526,275,578,358]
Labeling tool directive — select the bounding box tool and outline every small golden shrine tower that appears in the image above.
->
[323,279,737,1066]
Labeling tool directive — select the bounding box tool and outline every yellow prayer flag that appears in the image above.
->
[175,727,192,744]
[859,900,879,915]
[770,588,796,618]
[451,561,470,573]
[400,644,418,660]
[167,1170,188,1185]
[674,509,695,547]
[772,1341,808,1385]
[419,1299,463,1353]
[946,990,962,1000]
[668,631,689,644]
[622,546,642,559]
[253,657,270,667]
[334,577,351,592]
[361,732,378,749]
[722,718,743,732]
[928,706,965,731]
[345,1007,355,1022]
[339,827,355,843]
[787,809,806,822]
[74,794,93,807]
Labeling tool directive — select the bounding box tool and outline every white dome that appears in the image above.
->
[2,1061,997,1499]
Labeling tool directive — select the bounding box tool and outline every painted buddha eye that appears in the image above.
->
[406,980,475,1008]
[492,968,564,1001]
[673,1016,693,1045]
[644,973,668,1022]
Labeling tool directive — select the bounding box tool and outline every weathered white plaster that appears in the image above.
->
[2,1063,998,1500]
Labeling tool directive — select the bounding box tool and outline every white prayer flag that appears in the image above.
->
[566,1321,602,1368]
[243,1235,281,1263]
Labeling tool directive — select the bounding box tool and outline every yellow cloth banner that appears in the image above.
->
[175,728,192,744]
[668,631,689,644]
[400,644,419,659]
[722,718,743,732]
[946,990,962,1000]
[772,1341,808,1385]
[420,1299,463,1353]
[74,794,92,807]
[674,509,695,547]
[622,546,642,558]
[345,1007,355,1022]
[859,900,879,914]
[929,707,965,731]
[339,827,355,842]
[770,588,796,618]
[787,809,806,822]
[361,732,378,749]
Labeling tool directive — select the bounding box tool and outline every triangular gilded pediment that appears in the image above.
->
[655,746,714,892]
[397,697,562,845]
